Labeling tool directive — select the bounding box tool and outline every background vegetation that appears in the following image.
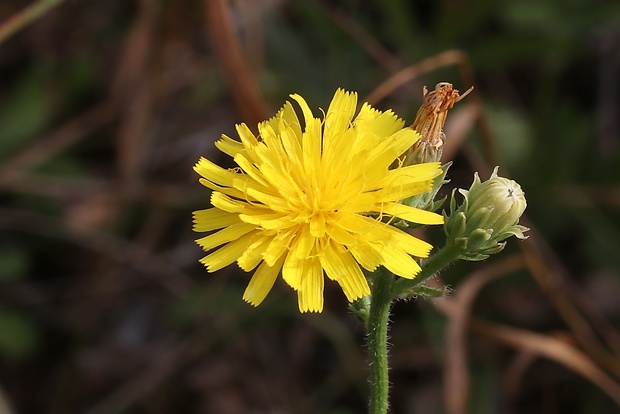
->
[1,0,619,412]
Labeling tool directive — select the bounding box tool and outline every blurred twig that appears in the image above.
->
[364,50,474,106]
[113,0,158,192]
[0,207,194,297]
[3,173,201,208]
[436,254,524,414]
[435,298,620,407]
[597,28,620,157]
[520,223,620,378]
[502,350,538,403]
[364,50,500,167]
[83,338,197,414]
[0,103,116,190]
[205,0,269,127]
[474,319,620,406]
[0,384,14,414]
[0,0,65,44]
[315,0,403,74]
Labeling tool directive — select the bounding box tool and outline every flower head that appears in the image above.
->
[444,167,528,260]
[193,89,444,312]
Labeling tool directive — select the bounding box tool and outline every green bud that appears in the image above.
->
[444,167,528,260]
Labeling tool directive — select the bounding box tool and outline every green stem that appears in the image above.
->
[367,267,394,414]
[393,242,461,298]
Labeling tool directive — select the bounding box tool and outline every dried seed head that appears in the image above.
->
[406,83,474,162]
[403,83,473,211]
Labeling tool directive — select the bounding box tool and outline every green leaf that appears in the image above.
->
[0,64,52,160]
[0,310,41,360]
[0,248,28,283]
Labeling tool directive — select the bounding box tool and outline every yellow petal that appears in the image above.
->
[282,228,314,290]
[348,243,383,271]
[279,101,303,135]
[319,241,369,301]
[375,243,422,278]
[238,235,272,271]
[214,134,243,157]
[290,94,316,130]
[195,222,256,252]
[336,272,370,302]
[338,213,434,258]
[309,211,327,238]
[199,233,256,272]
[382,224,434,258]
[373,182,433,203]
[260,163,303,204]
[262,228,296,266]
[354,103,405,137]
[376,162,442,192]
[193,208,240,232]
[262,101,302,138]
[380,203,444,225]
[336,213,385,238]
[326,224,358,246]
[235,123,260,149]
[193,157,238,187]
[297,257,324,313]
[365,128,420,170]
[323,89,357,152]
[239,212,294,231]
[233,153,269,187]
[245,187,289,212]
[243,255,285,306]
[210,192,247,214]
[198,178,247,200]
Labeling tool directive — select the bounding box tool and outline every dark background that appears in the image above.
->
[1,0,620,413]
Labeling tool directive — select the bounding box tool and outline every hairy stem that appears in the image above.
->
[367,267,394,414]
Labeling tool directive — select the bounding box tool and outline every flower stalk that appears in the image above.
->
[367,267,394,414]
[392,242,462,298]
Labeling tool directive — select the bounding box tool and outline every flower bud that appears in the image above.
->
[444,167,528,260]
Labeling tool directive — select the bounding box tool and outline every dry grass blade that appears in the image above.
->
[314,0,403,74]
[435,298,620,406]
[364,50,500,167]
[83,340,196,414]
[0,384,14,414]
[112,0,158,190]
[472,319,620,406]
[363,50,473,106]
[205,0,269,127]
[0,207,194,297]
[0,103,116,189]
[520,223,620,378]
[502,350,538,402]
[442,102,480,162]
[435,255,524,414]
[0,0,65,44]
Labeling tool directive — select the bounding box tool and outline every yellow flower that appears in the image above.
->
[193,89,444,312]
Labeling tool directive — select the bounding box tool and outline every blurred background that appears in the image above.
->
[1,0,620,413]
